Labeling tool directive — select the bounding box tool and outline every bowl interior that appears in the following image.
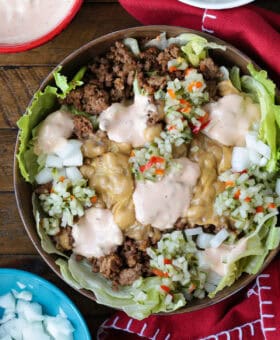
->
[0,269,91,339]
[14,25,280,314]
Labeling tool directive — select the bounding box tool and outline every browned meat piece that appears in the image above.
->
[199,57,223,80]
[34,182,52,195]
[89,57,113,87]
[118,264,142,286]
[64,82,109,115]
[121,238,141,268]
[98,253,123,280]
[206,80,218,99]
[157,44,182,72]
[108,41,137,71]
[139,46,161,72]
[83,83,109,114]
[73,115,93,139]
[175,217,188,230]
[147,109,164,125]
[54,226,73,251]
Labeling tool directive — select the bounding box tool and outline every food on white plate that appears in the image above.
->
[0,289,74,340]
[17,33,280,320]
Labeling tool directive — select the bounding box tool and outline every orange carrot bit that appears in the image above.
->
[185,67,194,76]
[234,189,241,200]
[50,188,55,194]
[167,125,176,131]
[244,197,251,202]
[70,195,75,200]
[90,196,97,204]
[155,169,165,176]
[225,180,235,188]
[168,66,178,73]
[167,89,176,99]
[187,81,203,92]
[130,150,135,157]
[256,206,264,213]
[268,203,276,209]
[160,285,171,293]
[188,283,196,293]
[152,268,169,278]
[164,258,172,265]
[58,176,65,182]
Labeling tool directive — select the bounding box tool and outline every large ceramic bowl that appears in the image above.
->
[0,268,91,339]
[14,26,280,314]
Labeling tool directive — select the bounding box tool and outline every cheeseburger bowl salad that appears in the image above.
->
[17,31,280,319]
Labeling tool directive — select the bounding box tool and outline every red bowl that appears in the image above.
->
[0,0,83,53]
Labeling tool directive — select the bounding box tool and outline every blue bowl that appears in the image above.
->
[0,268,91,340]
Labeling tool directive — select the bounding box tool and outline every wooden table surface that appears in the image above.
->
[0,0,279,338]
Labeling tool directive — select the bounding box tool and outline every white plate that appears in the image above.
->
[178,0,254,10]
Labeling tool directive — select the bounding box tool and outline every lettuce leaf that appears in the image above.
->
[17,66,87,183]
[241,64,280,172]
[181,36,226,67]
[53,66,87,99]
[229,66,241,91]
[32,194,68,258]
[57,255,185,320]
[209,213,279,298]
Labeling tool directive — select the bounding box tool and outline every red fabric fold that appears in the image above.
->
[97,2,280,338]
[119,0,280,83]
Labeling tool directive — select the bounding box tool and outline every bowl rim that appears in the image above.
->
[13,25,280,315]
[0,268,91,339]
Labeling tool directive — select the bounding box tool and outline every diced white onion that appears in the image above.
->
[276,178,280,196]
[206,271,222,285]
[248,149,262,164]
[44,315,74,338]
[231,147,250,172]
[204,282,217,293]
[45,155,63,168]
[123,38,140,56]
[65,167,83,182]
[245,132,257,149]
[209,229,229,248]
[35,168,53,185]
[11,290,32,302]
[62,150,83,167]
[16,300,44,322]
[184,227,203,236]
[196,233,214,249]
[256,141,271,159]
[54,139,82,160]
[259,157,268,167]
[0,293,15,313]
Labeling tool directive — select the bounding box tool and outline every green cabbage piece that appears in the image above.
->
[17,66,87,183]
[241,64,280,172]
[229,66,241,91]
[32,194,67,258]
[181,35,226,67]
[209,213,280,298]
[57,255,185,320]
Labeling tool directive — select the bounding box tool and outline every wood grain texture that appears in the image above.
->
[0,3,139,66]
[0,130,17,191]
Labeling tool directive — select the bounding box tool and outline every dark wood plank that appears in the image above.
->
[0,3,139,66]
[0,193,36,254]
[0,130,17,191]
[0,67,52,129]
[0,255,114,338]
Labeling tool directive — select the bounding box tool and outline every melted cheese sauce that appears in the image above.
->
[203,94,260,146]
[72,207,123,258]
[35,110,74,155]
[99,93,157,147]
[133,158,200,230]
[0,0,76,45]
[204,238,248,276]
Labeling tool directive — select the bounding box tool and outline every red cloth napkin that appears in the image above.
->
[119,0,280,84]
[97,2,280,338]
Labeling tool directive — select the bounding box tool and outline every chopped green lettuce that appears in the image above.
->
[229,66,241,91]
[181,35,226,67]
[53,66,87,99]
[241,64,280,172]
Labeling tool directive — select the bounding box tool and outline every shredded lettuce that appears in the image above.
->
[229,66,242,91]
[241,64,280,172]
